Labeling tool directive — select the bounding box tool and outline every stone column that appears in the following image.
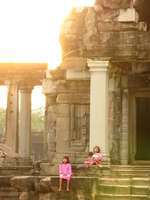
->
[88,60,110,162]
[45,94,57,162]
[5,81,19,152]
[19,86,33,157]
[120,88,129,165]
[42,78,57,162]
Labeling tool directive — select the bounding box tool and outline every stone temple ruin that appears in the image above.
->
[0,0,150,199]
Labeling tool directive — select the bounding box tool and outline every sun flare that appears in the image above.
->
[0,0,94,109]
[0,0,94,70]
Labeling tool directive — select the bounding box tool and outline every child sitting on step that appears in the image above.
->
[85,146,103,166]
[84,151,94,167]
[92,146,103,165]
[59,156,72,192]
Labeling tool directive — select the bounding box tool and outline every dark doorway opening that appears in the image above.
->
[135,97,150,160]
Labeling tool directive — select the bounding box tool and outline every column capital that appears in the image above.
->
[42,79,56,95]
[88,59,110,72]
[5,80,18,86]
[20,85,33,93]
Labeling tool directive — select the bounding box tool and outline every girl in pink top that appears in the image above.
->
[59,156,72,192]
[84,152,94,167]
[92,146,103,165]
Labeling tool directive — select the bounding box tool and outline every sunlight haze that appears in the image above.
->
[0,0,94,69]
[0,0,94,109]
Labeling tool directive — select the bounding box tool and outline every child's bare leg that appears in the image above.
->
[59,178,62,191]
[66,179,70,191]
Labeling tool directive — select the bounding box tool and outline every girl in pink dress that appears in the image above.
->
[84,152,94,167]
[92,146,103,165]
[59,156,72,192]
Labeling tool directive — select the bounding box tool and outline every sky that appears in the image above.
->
[0,0,94,109]
[0,0,94,69]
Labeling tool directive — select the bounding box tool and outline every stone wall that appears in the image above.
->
[43,69,90,164]
[60,0,149,61]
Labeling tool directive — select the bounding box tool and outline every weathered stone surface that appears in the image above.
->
[19,192,36,200]
[56,104,70,117]
[83,7,98,50]
[118,8,139,22]
[56,94,90,104]
[66,69,90,80]
[61,57,87,70]
[98,21,147,32]
[56,80,90,94]
[94,0,131,13]
[5,82,19,152]
[60,8,86,58]
[11,176,35,192]
[59,1,150,61]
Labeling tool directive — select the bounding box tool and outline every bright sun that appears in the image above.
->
[0,0,94,69]
[0,0,94,109]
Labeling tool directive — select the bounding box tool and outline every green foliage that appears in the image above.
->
[31,108,44,132]
[0,108,44,135]
[0,108,6,136]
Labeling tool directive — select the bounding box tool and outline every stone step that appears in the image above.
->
[131,186,150,195]
[99,184,131,195]
[0,187,19,199]
[100,177,150,186]
[111,166,150,177]
[99,178,131,185]
[98,194,150,200]
[0,166,33,176]
[99,184,150,196]
[132,178,150,186]
[0,192,18,197]
[111,170,150,177]
[40,163,110,176]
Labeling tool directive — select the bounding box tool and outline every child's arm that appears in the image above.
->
[68,164,72,176]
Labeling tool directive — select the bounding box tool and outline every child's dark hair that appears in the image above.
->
[63,156,70,163]
[88,151,93,156]
[93,146,100,153]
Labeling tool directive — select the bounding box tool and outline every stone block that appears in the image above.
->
[98,22,147,32]
[56,80,90,94]
[40,163,59,176]
[118,8,139,22]
[66,69,90,80]
[56,104,70,117]
[11,176,36,192]
[56,94,90,104]
[42,79,56,95]
[61,57,87,70]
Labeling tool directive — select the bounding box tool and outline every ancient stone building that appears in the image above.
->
[43,0,150,166]
[1,0,150,199]
[0,63,47,157]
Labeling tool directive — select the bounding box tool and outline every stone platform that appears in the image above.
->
[0,165,149,200]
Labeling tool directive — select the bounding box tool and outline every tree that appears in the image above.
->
[31,108,44,132]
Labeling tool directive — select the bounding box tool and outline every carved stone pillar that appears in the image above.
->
[5,81,19,152]
[88,60,110,162]
[19,86,33,157]
[45,94,57,162]
[42,78,57,162]
[120,88,129,165]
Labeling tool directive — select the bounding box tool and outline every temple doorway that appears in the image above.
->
[135,97,150,160]
[130,91,150,163]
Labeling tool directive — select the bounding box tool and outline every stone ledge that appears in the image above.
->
[56,94,90,104]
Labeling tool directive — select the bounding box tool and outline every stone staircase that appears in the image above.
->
[97,165,150,199]
[0,164,150,199]
[0,158,33,200]
[0,176,19,200]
